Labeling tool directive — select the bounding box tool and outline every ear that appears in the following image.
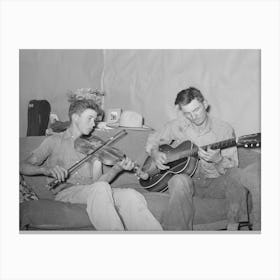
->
[203,100,209,110]
[71,113,79,123]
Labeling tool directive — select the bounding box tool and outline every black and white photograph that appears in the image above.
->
[1,1,280,280]
[19,49,261,232]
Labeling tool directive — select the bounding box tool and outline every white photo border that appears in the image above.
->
[1,1,280,280]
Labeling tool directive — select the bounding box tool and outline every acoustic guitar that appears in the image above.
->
[139,133,261,193]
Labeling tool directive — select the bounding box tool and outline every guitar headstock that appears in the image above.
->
[237,133,261,148]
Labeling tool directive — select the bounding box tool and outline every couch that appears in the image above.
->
[20,128,261,231]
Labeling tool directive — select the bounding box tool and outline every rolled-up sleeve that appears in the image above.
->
[215,125,239,174]
[145,121,177,155]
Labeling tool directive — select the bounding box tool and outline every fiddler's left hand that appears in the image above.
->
[118,157,135,171]
[198,147,223,163]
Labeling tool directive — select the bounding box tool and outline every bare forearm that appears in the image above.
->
[97,165,123,183]
[20,162,47,176]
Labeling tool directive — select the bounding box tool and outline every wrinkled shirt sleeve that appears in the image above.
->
[145,121,179,155]
[216,126,239,174]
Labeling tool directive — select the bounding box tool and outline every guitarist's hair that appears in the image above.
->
[175,87,204,107]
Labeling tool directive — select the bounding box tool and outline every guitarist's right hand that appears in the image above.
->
[151,150,170,170]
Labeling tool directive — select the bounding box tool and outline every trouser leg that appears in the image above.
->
[194,168,247,228]
[162,174,194,230]
[246,185,260,230]
[228,165,261,230]
[113,188,163,231]
[55,182,125,230]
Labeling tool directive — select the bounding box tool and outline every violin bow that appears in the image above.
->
[47,130,127,190]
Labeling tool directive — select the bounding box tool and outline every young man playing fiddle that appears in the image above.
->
[20,99,162,231]
[146,87,249,231]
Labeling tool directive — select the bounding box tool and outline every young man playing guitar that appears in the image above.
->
[20,99,162,231]
[146,87,249,231]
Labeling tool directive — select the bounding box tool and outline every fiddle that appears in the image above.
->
[47,130,128,190]
[74,134,149,180]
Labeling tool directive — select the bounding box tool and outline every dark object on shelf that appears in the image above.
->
[50,120,71,133]
[27,100,51,136]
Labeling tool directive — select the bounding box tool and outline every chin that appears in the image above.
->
[193,120,203,126]
[87,127,95,135]
[195,117,207,126]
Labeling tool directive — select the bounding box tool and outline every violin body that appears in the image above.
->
[47,130,149,191]
[75,135,125,165]
[47,130,128,190]
[74,132,148,180]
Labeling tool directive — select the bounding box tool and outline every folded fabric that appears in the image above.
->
[50,120,70,132]
[20,200,94,230]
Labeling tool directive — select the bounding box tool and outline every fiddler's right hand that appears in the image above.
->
[43,165,69,182]
[151,150,170,170]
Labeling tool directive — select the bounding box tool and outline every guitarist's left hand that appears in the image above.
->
[198,147,223,164]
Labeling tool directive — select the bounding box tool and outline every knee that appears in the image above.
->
[168,174,194,196]
[90,181,111,194]
[227,167,242,179]
[115,189,147,209]
[122,189,147,204]
[224,168,247,192]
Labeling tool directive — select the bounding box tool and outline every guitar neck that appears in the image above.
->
[166,138,237,162]
[201,138,237,151]
[186,138,237,157]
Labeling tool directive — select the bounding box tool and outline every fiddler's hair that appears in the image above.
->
[68,99,104,122]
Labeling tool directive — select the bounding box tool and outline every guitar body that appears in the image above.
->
[139,133,261,192]
[139,140,199,192]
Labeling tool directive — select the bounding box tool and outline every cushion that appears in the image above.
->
[20,200,94,230]
[20,194,235,231]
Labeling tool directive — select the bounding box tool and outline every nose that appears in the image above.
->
[190,112,197,120]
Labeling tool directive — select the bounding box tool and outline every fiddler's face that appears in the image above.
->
[180,99,208,126]
[73,109,98,136]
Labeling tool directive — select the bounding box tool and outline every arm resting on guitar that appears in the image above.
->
[146,120,178,155]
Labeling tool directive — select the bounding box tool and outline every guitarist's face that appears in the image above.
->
[181,99,208,126]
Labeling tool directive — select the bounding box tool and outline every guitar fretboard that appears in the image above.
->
[187,138,237,157]
[202,138,237,150]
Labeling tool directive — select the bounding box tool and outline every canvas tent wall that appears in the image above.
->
[19,49,260,137]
